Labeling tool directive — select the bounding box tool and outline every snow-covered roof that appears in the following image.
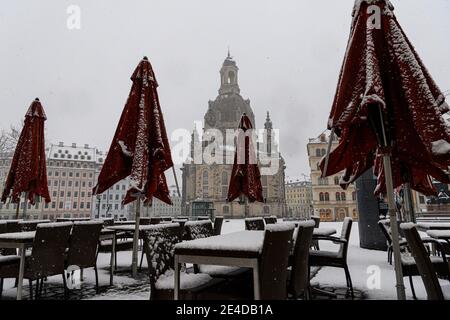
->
[47,142,104,163]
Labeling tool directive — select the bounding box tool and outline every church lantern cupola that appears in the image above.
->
[219,50,240,95]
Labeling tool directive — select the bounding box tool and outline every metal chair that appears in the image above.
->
[67,221,103,294]
[288,220,315,299]
[309,217,354,298]
[401,223,450,300]
[0,222,73,299]
[142,223,223,300]
[400,223,450,300]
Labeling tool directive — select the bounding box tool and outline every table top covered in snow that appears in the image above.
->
[175,231,264,258]
[418,223,450,231]
[0,231,35,244]
[426,230,450,240]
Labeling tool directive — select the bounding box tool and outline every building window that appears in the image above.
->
[334,176,340,185]
[222,171,228,185]
[341,192,346,201]
[315,149,321,157]
[202,170,208,185]
[319,192,324,202]
[223,205,229,215]
[352,192,357,201]
[336,192,341,201]
[324,192,329,201]
[419,196,425,204]
[59,202,63,209]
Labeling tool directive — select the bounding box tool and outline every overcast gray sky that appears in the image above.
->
[1,0,449,183]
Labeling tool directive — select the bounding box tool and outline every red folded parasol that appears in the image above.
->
[1,98,51,211]
[93,56,173,206]
[93,57,173,278]
[320,0,450,300]
[321,0,450,196]
[227,113,264,204]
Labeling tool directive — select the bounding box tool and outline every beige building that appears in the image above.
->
[0,143,101,220]
[285,180,312,219]
[307,133,359,222]
[181,53,287,218]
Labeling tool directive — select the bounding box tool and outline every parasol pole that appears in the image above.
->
[22,192,28,220]
[15,195,21,219]
[322,128,335,178]
[403,183,416,223]
[172,166,181,197]
[376,107,406,300]
[131,196,141,278]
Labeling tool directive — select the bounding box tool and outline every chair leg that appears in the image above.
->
[29,279,33,300]
[94,265,99,294]
[39,278,44,298]
[115,250,118,271]
[343,265,354,299]
[408,275,417,300]
[139,249,145,271]
[62,272,68,300]
[0,278,3,299]
[35,278,40,300]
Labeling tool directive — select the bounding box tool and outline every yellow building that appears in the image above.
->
[285,180,312,219]
[307,133,359,222]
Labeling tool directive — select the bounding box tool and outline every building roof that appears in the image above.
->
[47,142,102,163]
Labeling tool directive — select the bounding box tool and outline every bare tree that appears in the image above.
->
[0,123,23,155]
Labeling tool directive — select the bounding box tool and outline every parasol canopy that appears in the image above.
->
[1,98,51,206]
[93,56,173,205]
[227,113,264,203]
[320,0,450,196]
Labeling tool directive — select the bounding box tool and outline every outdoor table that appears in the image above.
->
[56,217,91,222]
[426,230,450,242]
[0,231,35,300]
[174,231,264,300]
[113,220,136,225]
[418,223,450,232]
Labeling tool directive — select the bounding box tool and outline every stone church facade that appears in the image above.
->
[181,53,287,218]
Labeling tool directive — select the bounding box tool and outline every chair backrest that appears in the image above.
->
[6,221,21,233]
[378,219,393,245]
[245,218,265,231]
[0,222,11,255]
[213,216,224,236]
[102,218,115,227]
[140,218,152,225]
[184,220,214,240]
[28,222,73,278]
[337,217,353,259]
[142,223,182,298]
[67,221,103,268]
[290,220,315,297]
[150,217,161,225]
[260,224,295,300]
[310,216,320,228]
[401,223,445,300]
[197,216,211,221]
[161,216,172,222]
[264,217,277,225]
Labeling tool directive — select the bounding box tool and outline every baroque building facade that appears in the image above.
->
[181,53,287,218]
[307,133,359,222]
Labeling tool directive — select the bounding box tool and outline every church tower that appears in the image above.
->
[219,50,240,95]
